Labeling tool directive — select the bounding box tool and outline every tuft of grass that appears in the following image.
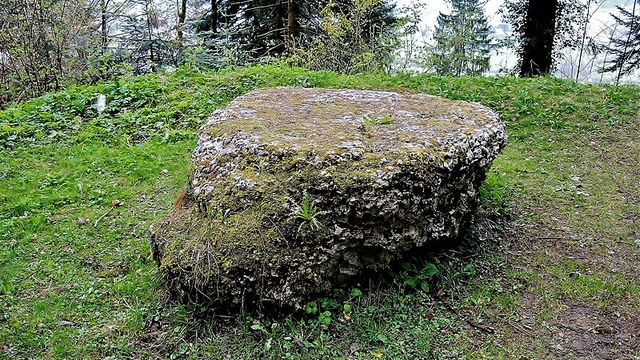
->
[1,65,639,359]
[292,190,329,232]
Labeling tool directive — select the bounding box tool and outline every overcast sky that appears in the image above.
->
[395,0,631,31]
[393,0,638,81]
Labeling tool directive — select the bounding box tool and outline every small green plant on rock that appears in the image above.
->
[378,114,393,124]
[360,114,392,137]
[293,190,329,232]
[363,114,377,126]
[363,114,393,126]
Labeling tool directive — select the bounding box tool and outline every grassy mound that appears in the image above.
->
[1,66,639,359]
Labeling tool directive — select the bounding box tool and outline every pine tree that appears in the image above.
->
[116,0,178,73]
[430,0,494,76]
[190,0,403,72]
[600,1,640,82]
[502,0,586,77]
[193,0,303,62]
[519,0,559,76]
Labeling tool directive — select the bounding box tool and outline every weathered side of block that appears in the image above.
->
[150,87,507,308]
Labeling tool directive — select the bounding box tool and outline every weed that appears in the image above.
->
[363,114,377,126]
[0,277,11,295]
[292,190,329,232]
[378,114,393,124]
[399,261,439,292]
[362,114,393,125]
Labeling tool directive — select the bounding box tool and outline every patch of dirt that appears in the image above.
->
[510,291,640,359]
[474,122,640,358]
[480,217,640,359]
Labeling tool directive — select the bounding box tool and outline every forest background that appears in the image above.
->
[1,0,640,108]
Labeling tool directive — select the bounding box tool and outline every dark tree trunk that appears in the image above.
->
[519,0,558,76]
[273,0,287,53]
[211,0,217,34]
[146,0,155,69]
[100,0,109,55]
[287,0,300,51]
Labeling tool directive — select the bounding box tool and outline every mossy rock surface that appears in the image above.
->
[150,87,507,308]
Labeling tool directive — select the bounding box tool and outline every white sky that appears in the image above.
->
[394,0,639,82]
[395,0,629,31]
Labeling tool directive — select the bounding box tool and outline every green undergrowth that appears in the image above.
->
[1,65,639,359]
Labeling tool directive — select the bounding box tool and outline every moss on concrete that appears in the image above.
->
[150,87,507,308]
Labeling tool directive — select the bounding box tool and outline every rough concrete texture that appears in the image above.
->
[150,86,507,308]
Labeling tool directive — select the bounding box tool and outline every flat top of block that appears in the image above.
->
[202,87,502,154]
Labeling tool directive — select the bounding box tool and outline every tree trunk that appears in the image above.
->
[575,0,591,81]
[519,0,558,77]
[101,0,109,55]
[287,0,300,52]
[211,0,217,34]
[146,0,155,69]
[177,0,187,41]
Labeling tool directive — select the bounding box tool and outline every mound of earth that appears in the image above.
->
[150,87,507,308]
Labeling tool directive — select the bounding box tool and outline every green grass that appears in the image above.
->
[1,66,639,359]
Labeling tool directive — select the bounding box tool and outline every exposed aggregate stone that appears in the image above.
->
[150,87,507,308]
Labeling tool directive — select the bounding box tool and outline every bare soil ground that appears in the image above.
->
[457,124,640,359]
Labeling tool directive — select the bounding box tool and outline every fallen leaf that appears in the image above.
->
[58,320,75,326]
[371,350,383,358]
[595,325,613,334]
[111,199,122,207]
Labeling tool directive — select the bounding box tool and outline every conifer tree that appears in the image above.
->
[600,1,640,82]
[190,0,404,72]
[430,0,494,76]
[502,0,586,76]
[518,0,558,76]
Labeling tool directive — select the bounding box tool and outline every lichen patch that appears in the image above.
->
[150,87,507,308]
